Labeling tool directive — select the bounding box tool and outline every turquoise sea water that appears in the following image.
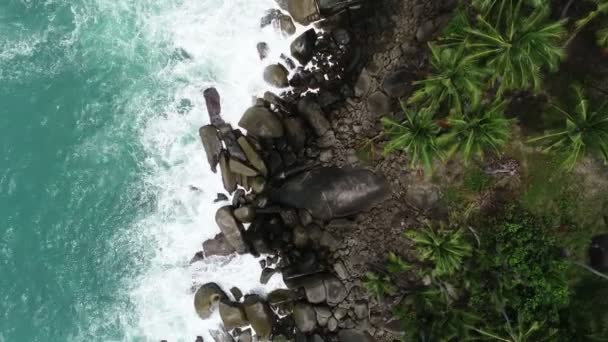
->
[1,0,287,340]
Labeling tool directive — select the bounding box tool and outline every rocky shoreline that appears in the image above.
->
[189,1,460,341]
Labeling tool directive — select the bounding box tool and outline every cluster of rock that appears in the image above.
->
[188,1,402,341]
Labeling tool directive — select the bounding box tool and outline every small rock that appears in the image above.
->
[237,137,267,176]
[324,276,347,306]
[333,261,349,280]
[194,283,227,319]
[297,95,331,136]
[230,287,243,302]
[382,69,414,99]
[278,14,296,36]
[219,153,237,193]
[263,64,290,88]
[214,193,229,203]
[367,91,391,118]
[190,251,205,264]
[199,125,222,172]
[257,42,270,60]
[243,295,275,341]
[215,206,248,254]
[293,302,317,332]
[250,177,267,194]
[229,158,259,177]
[293,225,309,249]
[283,117,307,151]
[210,329,235,342]
[315,306,332,326]
[219,300,248,330]
[319,149,333,163]
[354,68,371,97]
[239,106,284,138]
[328,316,338,332]
[234,206,256,223]
[203,233,237,257]
[237,329,252,342]
[260,268,277,284]
[203,88,224,126]
[353,301,368,320]
[334,307,348,321]
[302,275,327,304]
[291,29,318,65]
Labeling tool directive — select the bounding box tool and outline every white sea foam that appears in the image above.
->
[115,0,305,340]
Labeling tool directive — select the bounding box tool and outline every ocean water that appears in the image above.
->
[0,0,297,340]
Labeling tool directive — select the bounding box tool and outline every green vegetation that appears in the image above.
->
[374,0,608,339]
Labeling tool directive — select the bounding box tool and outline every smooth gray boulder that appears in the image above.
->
[243,295,275,341]
[194,283,227,319]
[203,88,224,126]
[215,206,248,254]
[297,96,330,136]
[263,64,289,88]
[219,300,248,330]
[203,233,237,257]
[219,153,237,193]
[276,0,320,25]
[237,136,267,176]
[238,106,284,138]
[273,167,389,220]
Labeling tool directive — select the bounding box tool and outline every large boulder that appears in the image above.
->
[215,206,248,254]
[238,106,284,138]
[237,137,267,176]
[243,295,275,341]
[203,233,237,257]
[194,283,227,319]
[323,275,347,306]
[276,0,320,25]
[219,300,248,330]
[263,64,289,88]
[199,125,222,173]
[273,167,389,220]
[290,29,318,66]
[293,302,317,332]
[219,153,237,193]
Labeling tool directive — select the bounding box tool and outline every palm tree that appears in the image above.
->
[528,86,608,170]
[382,106,442,172]
[408,44,487,114]
[439,101,513,165]
[565,0,608,47]
[405,223,473,277]
[465,0,566,93]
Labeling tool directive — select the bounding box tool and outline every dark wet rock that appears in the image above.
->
[324,276,347,306]
[237,137,267,176]
[199,125,222,172]
[273,167,389,220]
[196,336,204,342]
[311,335,325,342]
[315,306,332,327]
[234,206,256,223]
[320,231,340,251]
[297,95,331,136]
[219,300,248,330]
[261,9,282,27]
[278,14,296,36]
[416,14,451,43]
[268,289,298,306]
[293,302,317,332]
[263,64,290,88]
[299,210,313,226]
[219,153,237,193]
[237,329,252,342]
[338,330,375,342]
[215,193,229,203]
[230,287,243,302]
[190,251,205,264]
[229,158,259,177]
[382,69,414,99]
[367,91,391,118]
[239,106,284,138]
[203,88,224,126]
[257,42,270,60]
[218,125,247,161]
[232,189,246,207]
[317,130,336,148]
[291,29,318,65]
[243,295,275,341]
[277,0,321,25]
[194,283,227,320]
[203,233,237,257]
[210,329,234,342]
[354,68,371,98]
[590,234,608,271]
[260,268,278,284]
[333,28,351,46]
[302,275,327,304]
[263,91,295,114]
[250,177,266,194]
[215,206,248,254]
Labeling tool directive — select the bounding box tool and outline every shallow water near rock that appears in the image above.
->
[0,0,296,340]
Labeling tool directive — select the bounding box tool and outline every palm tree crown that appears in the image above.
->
[529,87,608,170]
[439,101,513,164]
[465,0,566,93]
